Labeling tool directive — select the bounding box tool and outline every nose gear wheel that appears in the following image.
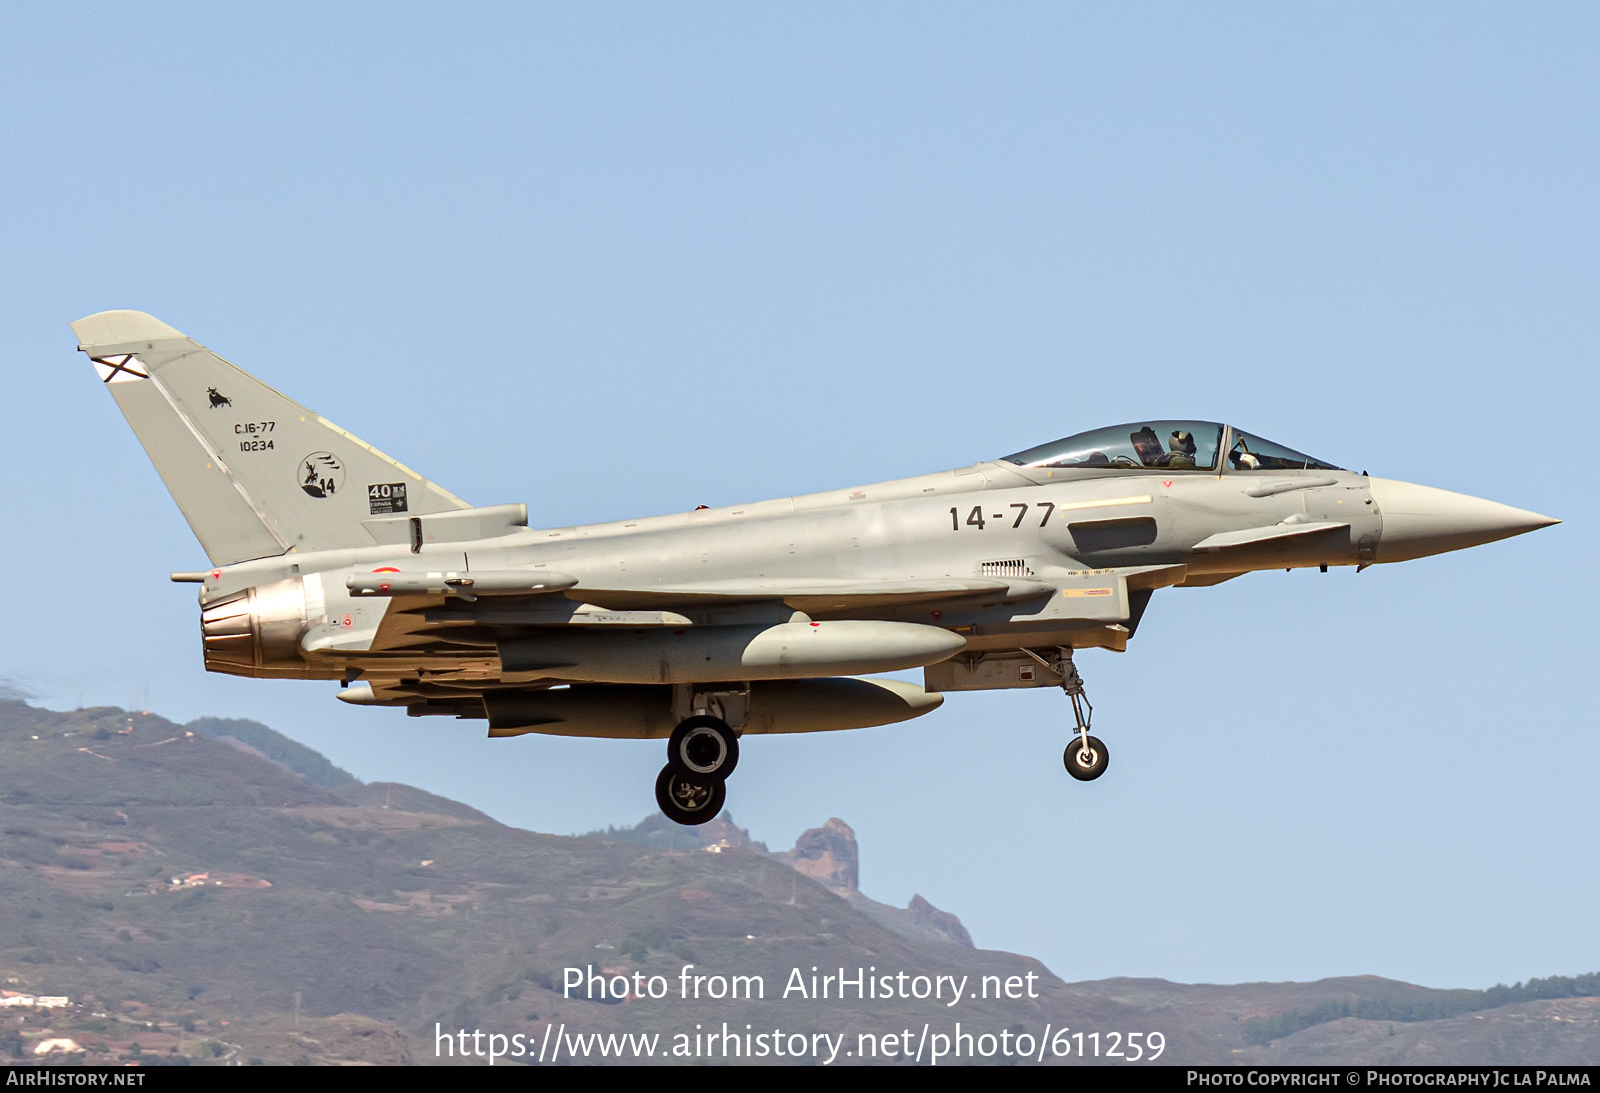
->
[1021,646,1110,784]
[1064,735,1109,780]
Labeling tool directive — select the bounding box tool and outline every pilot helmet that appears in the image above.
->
[1169,430,1196,455]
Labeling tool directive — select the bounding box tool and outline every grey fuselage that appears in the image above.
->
[71,310,1556,745]
[197,450,1392,690]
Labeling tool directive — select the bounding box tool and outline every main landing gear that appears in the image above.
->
[1021,647,1109,782]
[655,764,727,827]
[655,689,745,826]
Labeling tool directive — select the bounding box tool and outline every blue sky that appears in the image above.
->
[1,3,1594,989]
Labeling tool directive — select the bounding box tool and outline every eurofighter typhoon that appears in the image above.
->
[75,311,1559,824]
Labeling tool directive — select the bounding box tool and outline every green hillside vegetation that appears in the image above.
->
[584,812,771,854]
[1244,973,1600,1046]
[187,717,359,788]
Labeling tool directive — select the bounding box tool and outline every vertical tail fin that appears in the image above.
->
[72,310,470,566]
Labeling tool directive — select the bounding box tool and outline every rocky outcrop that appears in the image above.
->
[601,810,974,947]
[779,817,859,892]
[779,817,973,948]
[905,894,974,947]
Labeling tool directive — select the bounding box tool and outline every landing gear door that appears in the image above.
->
[1299,482,1381,564]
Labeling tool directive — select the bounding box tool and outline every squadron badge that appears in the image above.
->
[298,452,344,499]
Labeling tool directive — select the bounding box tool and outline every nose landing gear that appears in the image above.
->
[1021,647,1110,782]
[1064,732,1109,781]
[655,686,747,826]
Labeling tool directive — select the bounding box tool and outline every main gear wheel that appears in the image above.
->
[667,715,740,779]
[655,765,726,826]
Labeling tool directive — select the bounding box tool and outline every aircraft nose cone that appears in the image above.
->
[1369,477,1559,563]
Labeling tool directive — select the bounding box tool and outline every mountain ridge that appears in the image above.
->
[1,698,1594,1066]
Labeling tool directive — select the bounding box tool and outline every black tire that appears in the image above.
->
[1063,735,1110,781]
[655,765,727,826]
[667,715,740,779]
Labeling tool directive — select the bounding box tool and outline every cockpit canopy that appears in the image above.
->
[1002,421,1340,473]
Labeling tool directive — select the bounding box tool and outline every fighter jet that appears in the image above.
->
[73,310,1559,824]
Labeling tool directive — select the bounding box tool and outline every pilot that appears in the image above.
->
[1162,430,1197,469]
